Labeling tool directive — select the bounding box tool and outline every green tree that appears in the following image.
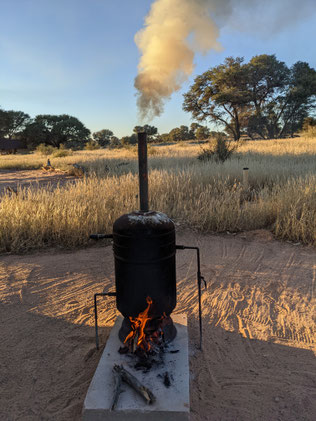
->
[156,133,171,143]
[108,136,121,148]
[184,54,316,140]
[195,126,210,140]
[245,57,316,138]
[168,125,191,142]
[24,114,90,148]
[246,55,289,113]
[121,134,138,146]
[189,122,202,138]
[183,57,250,141]
[85,139,101,150]
[0,109,31,139]
[244,54,289,139]
[92,129,113,147]
[179,125,191,140]
[168,127,182,142]
[133,124,157,135]
[278,62,316,137]
[133,125,158,142]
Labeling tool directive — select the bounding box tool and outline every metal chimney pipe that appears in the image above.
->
[137,132,149,212]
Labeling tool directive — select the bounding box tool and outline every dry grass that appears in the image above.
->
[0,137,315,253]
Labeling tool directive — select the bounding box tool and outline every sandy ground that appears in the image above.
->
[0,170,77,195]
[0,229,315,421]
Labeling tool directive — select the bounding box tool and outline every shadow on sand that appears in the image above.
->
[1,300,315,421]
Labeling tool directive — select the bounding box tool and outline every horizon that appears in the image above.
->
[1,0,316,138]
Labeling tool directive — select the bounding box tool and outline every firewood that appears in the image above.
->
[110,369,122,411]
[132,332,139,353]
[113,364,156,405]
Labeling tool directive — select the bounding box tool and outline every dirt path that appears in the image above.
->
[0,230,315,420]
[0,169,77,195]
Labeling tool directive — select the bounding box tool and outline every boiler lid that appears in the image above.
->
[113,211,175,237]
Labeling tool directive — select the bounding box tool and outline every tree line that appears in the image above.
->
[120,123,216,145]
[1,54,315,150]
[0,112,91,149]
[0,110,213,150]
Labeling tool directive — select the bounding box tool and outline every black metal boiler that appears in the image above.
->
[90,133,206,350]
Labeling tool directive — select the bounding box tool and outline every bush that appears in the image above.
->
[53,149,71,158]
[84,140,100,150]
[121,134,137,146]
[64,140,85,150]
[302,125,316,139]
[35,143,56,156]
[109,136,122,149]
[195,126,210,140]
[198,134,238,163]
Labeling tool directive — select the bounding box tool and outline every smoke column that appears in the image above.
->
[134,0,223,120]
[134,0,315,120]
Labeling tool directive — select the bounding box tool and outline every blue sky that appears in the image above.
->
[1,0,316,138]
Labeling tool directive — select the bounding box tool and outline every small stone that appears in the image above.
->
[274,397,280,403]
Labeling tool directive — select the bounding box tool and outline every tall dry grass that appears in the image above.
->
[0,137,315,253]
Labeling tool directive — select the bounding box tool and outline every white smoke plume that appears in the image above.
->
[134,0,222,120]
[134,0,315,120]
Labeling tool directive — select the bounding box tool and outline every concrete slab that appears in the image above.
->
[83,314,189,421]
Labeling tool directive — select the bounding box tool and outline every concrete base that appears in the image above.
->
[83,314,189,420]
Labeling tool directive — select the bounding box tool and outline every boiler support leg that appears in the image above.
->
[94,292,116,350]
[176,245,207,350]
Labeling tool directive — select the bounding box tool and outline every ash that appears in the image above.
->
[128,211,171,225]
[118,341,178,387]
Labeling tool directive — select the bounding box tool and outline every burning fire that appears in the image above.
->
[124,296,166,353]
[124,296,153,351]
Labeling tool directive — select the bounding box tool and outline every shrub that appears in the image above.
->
[302,126,316,139]
[195,126,210,140]
[53,149,71,158]
[198,134,238,163]
[35,144,56,156]
[109,136,122,149]
[121,134,138,146]
[84,140,100,150]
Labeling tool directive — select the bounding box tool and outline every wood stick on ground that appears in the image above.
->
[113,364,156,405]
[110,369,122,411]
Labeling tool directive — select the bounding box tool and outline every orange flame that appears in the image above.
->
[124,296,153,351]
